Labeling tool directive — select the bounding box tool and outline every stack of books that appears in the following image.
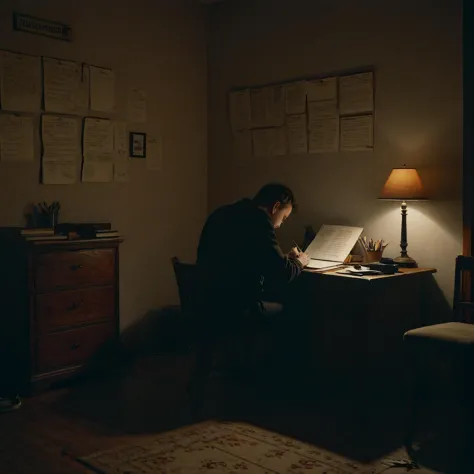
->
[21,228,67,241]
[95,229,121,239]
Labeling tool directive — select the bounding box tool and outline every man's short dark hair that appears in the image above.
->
[253,183,296,209]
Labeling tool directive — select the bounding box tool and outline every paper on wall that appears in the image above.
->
[0,51,41,112]
[41,115,80,163]
[83,118,114,154]
[308,99,338,122]
[0,113,35,162]
[250,87,285,128]
[74,64,90,110]
[285,81,307,115]
[89,66,115,112]
[43,57,82,114]
[265,86,285,127]
[306,77,337,102]
[339,72,374,115]
[340,114,374,151]
[308,117,339,153]
[42,162,77,184]
[287,114,307,154]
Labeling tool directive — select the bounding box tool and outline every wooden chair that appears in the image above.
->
[403,255,474,460]
[171,257,253,414]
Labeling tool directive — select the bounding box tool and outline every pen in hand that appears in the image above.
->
[292,240,302,254]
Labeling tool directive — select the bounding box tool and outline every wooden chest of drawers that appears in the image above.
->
[0,234,122,393]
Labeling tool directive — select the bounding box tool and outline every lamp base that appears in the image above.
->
[393,255,417,268]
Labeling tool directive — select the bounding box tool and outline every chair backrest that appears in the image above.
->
[453,255,474,322]
[171,256,202,318]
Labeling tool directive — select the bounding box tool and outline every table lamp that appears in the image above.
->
[379,165,426,267]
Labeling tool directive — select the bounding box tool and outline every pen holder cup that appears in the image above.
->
[364,250,384,263]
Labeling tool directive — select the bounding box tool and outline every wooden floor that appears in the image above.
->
[0,353,469,473]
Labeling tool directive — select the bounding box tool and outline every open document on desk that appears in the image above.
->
[304,225,363,270]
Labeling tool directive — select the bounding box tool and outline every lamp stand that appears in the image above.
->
[394,200,417,267]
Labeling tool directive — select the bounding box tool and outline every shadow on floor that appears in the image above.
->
[50,353,468,473]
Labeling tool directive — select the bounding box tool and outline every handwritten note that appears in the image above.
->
[43,57,82,114]
[305,225,364,264]
[0,113,35,162]
[0,51,41,112]
[75,65,90,110]
[41,115,80,163]
[89,66,115,112]
[308,99,338,121]
[339,72,374,115]
[308,118,339,153]
[287,114,307,154]
[340,115,374,151]
[83,118,114,154]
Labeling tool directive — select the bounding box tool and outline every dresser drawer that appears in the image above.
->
[35,322,115,373]
[34,249,115,292]
[36,286,115,334]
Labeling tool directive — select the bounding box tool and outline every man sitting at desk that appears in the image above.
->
[197,183,310,378]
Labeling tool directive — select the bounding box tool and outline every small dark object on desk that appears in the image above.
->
[380,257,395,264]
[367,262,399,274]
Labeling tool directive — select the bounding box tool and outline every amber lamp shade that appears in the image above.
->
[379,166,426,267]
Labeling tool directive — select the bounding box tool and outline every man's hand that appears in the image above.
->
[296,252,310,267]
[288,247,301,259]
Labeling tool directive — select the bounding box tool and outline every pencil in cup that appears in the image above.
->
[361,237,388,262]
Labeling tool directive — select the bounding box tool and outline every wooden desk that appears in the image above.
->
[291,267,437,388]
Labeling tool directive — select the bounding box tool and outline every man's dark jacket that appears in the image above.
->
[197,198,303,316]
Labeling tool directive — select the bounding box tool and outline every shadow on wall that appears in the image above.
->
[425,275,452,324]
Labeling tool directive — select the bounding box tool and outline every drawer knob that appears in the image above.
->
[71,343,80,350]
[67,301,83,311]
[70,264,83,271]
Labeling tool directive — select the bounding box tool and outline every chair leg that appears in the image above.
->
[187,341,215,416]
[404,348,423,459]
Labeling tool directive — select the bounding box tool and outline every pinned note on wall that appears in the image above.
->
[0,113,35,162]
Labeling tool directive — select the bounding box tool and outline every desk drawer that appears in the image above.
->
[36,286,115,334]
[35,249,115,292]
[36,322,115,373]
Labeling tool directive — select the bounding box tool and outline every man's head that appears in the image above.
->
[253,183,296,229]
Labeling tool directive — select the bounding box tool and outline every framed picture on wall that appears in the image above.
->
[129,132,146,158]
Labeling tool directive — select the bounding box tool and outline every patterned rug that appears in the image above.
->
[77,420,372,473]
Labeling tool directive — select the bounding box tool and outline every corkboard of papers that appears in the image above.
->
[0,49,161,184]
[229,70,374,159]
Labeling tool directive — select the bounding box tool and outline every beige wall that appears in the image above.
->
[208,0,462,305]
[0,0,208,330]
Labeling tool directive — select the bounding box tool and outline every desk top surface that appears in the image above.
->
[306,267,436,281]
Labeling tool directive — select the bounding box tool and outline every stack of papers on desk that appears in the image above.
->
[305,224,363,270]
